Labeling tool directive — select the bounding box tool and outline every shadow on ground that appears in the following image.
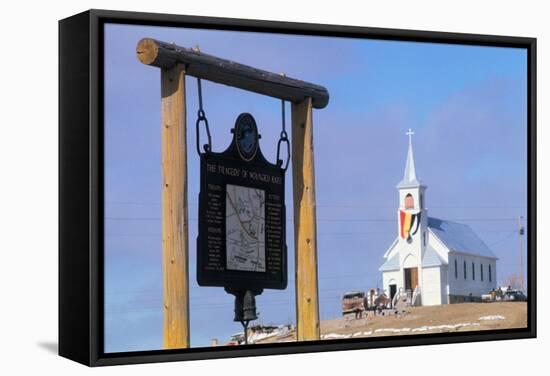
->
[37,342,58,354]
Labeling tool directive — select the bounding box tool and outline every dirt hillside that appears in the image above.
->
[255,302,527,343]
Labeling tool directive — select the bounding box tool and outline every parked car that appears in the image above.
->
[503,289,527,301]
[482,287,527,302]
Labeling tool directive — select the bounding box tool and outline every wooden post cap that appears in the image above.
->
[136,38,159,65]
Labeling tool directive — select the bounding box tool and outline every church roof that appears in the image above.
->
[379,253,400,272]
[397,129,424,189]
[428,217,498,259]
[422,245,447,267]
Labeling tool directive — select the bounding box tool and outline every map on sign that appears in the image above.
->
[226,184,266,272]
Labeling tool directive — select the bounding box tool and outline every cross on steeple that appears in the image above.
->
[406,128,415,145]
[397,128,421,188]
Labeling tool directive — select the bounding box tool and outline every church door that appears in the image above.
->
[389,284,397,301]
[404,267,418,291]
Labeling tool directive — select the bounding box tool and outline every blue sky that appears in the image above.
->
[103,23,527,352]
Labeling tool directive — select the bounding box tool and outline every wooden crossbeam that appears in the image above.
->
[137,38,330,109]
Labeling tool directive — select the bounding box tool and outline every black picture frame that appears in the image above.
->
[59,9,537,367]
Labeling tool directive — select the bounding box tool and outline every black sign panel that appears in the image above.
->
[197,114,287,290]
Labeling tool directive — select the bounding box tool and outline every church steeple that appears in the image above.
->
[394,128,428,278]
[397,128,422,189]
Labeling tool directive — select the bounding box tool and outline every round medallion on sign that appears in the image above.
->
[235,113,259,161]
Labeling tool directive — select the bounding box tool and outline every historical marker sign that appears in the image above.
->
[197,113,287,290]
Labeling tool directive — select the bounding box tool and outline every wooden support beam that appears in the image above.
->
[291,97,320,341]
[161,64,190,349]
[137,38,330,109]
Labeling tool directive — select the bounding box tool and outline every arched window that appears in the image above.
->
[489,264,492,282]
[481,264,484,281]
[454,259,458,279]
[472,262,475,280]
[404,193,414,209]
[463,260,467,279]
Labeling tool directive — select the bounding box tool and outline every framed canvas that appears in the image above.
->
[59,9,536,366]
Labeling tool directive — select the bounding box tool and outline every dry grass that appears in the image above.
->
[322,301,527,336]
[256,302,527,343]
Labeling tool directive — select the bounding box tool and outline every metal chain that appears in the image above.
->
[195,78,212,155]
[276,100,290,171]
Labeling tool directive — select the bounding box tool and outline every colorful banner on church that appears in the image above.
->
[400,210,421,240]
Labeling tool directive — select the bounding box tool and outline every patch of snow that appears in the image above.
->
[321,322,484,341]
[479,315,505,321]
[248,331,278,343]
[321,333,353,339]
[375,328,411,334]
[412,326,429,332]
[411,322,480,332]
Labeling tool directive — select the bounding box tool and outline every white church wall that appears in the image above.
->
[448,253,497,301]
[440,265,449,304]
[382,270,402,297]
[421,267,442,305]
[399,243,421,272]
[402,253,417,268]
[398,229,424,268]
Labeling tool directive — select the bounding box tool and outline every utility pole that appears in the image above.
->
[518,216,525,292]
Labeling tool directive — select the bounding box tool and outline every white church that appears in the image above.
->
[379,130,498,306]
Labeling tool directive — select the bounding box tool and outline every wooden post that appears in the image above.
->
[291,97,320,341]
[160,64,190,349]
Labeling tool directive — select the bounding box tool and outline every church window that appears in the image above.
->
[405,193,414,209]
[454,259,458,279]
[463,260,467,279]
[423,231,426,246]
[472,262,475,280]
[489,264,492,282]
[481,264,484,281]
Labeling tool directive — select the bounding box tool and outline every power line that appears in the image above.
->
[105,276,378,296]
[106,201,526,209]
[105,296,342,314]
[105,228,518,237]
[487,231,517,247]
[105,216,523,222]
